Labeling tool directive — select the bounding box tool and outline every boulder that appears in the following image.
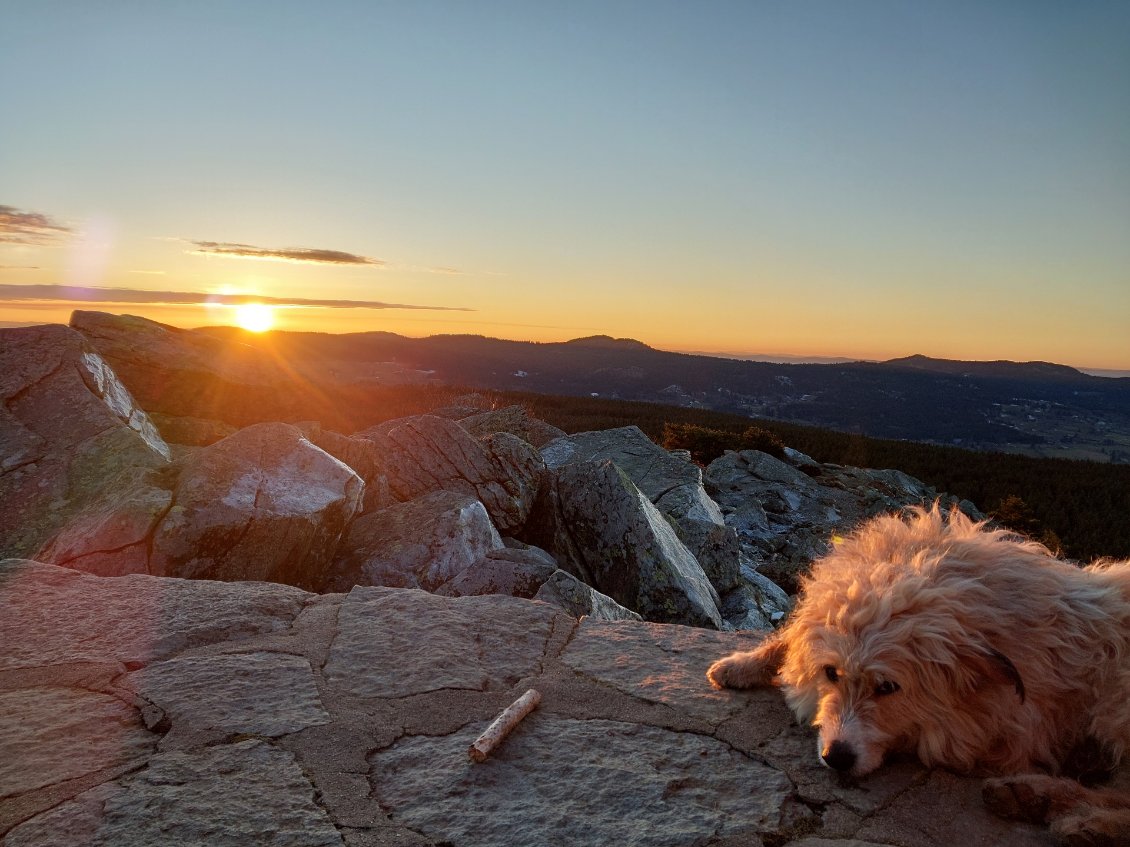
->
[657,483,742,594]
[325,490,503,593]
[533,570,643,621]
[362,415,542,532]
[718,554,793,631]
[482,431,544,528]
[539,460,724,628]
[458,404,566,448]
[541,426,740,593]
[297,422,394,512]
[428,392,494,420]
[428,538,642,621]
[541,425,700,500]
[69,311,285,424]
[33,465,173,576]
[150,422,363,586]
[0,325,171,566]
[434,542,557,599]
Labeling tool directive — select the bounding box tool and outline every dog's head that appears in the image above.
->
[775,508,1028,778]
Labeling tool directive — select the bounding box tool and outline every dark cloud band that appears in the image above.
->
[0,284,471,312]
[190,241,384,266]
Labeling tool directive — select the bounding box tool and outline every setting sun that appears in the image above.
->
[233,302,275,333]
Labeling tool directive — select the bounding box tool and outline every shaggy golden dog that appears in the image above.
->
[707,507,1130,844]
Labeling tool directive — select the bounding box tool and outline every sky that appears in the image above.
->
[2,1,1128,370]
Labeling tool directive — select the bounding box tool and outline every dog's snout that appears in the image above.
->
[821,740,857,772]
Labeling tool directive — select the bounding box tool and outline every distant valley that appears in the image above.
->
[202,326,1130,465]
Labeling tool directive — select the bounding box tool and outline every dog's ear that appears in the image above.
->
[971,647,1026,703]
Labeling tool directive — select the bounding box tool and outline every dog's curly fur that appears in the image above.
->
[707,506,1130,843]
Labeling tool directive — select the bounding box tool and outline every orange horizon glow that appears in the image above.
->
[1,300,1128,375]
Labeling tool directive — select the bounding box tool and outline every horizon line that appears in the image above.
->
[1,312,1127,378]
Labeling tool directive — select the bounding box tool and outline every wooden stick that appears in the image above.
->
[468,688,542,762]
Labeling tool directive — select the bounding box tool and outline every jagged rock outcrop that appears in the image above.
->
[0,325,172,566]
[150,422,363,586]
[706,448,983,592]
[541,426,742,591]
[0,559,1050,847]
[360,415,542,532]
[1,320,995,634]
[541,425,701,499]
[720,555,793,630]
[537,426,796,631]
[535,460,725,629]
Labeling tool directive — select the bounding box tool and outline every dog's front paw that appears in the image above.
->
[706,651,770,690]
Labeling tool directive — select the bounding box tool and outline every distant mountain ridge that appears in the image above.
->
[880,354,1089,381]
[187,321,1130,464]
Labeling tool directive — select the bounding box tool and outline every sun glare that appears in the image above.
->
[233,302,275,332]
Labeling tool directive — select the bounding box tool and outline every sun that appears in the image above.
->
[233,302,275,333]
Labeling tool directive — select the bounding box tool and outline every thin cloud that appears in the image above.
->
[0,205,72,246]
[390,264,467,275]
[0,284,472,312]
[190,240,385,267]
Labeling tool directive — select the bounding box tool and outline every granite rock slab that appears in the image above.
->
[323,585,560,699]
[0,559,308,670]
[126,652,330,739]
[0,687,156,799]
[5,740,342,847]
[0,561,1053,847]
[370,716,794,847]
[560,618,768,721]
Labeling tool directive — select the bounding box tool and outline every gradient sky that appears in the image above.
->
[2,1,1128,370]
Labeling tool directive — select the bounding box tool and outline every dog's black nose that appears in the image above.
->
[821,740,857,772]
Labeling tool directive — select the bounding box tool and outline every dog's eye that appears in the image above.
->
[823,665,839,683]
[874,680,900,697]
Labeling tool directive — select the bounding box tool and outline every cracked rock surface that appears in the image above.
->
[0,558,1051,847]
